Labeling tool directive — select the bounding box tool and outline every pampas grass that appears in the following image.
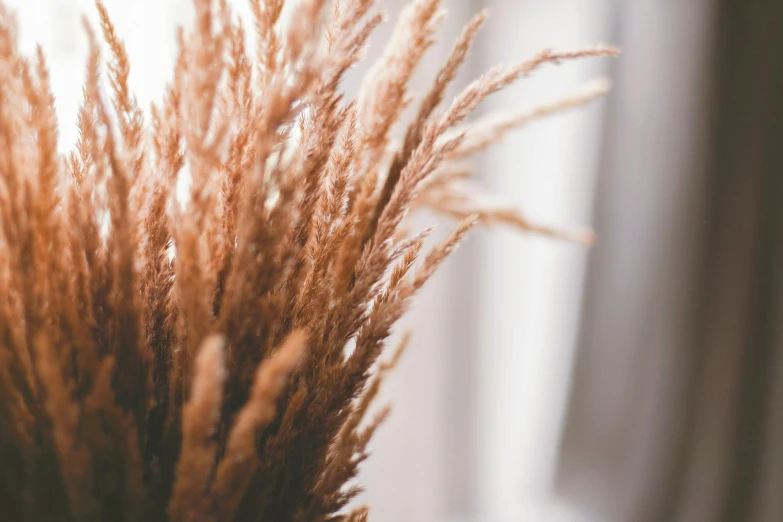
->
[0,0,616,520]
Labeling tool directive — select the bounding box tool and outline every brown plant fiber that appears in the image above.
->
[0,0,616,520]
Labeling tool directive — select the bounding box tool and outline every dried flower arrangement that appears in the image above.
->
[0,0,616,520]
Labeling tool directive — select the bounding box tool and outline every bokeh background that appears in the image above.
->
[8,0,781,521]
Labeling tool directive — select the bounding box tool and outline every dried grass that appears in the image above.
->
[0,0,616,520]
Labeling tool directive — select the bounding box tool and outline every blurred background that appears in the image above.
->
[8,0,782,521]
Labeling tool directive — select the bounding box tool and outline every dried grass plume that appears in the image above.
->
[0,0,616,520]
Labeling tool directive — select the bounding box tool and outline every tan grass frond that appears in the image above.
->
[169,334,227,521]
[447,77,612,159]
[420,178,596,244]
[208,329,306,521]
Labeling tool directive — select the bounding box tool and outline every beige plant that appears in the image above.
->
[0,0,616,520]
